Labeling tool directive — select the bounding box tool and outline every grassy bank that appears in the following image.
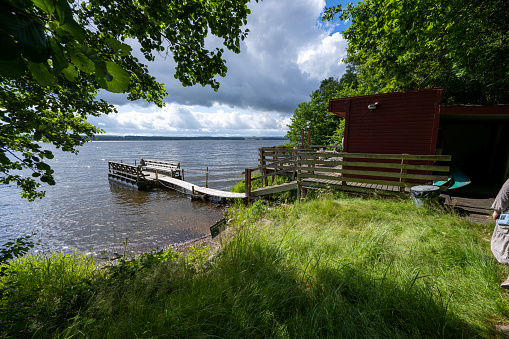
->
[2,193,509,337]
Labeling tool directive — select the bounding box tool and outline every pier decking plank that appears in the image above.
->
[145,172,246,199]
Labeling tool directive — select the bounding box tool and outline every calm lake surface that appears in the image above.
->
[0,140,285,255]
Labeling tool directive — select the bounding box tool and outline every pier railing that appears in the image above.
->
[143,159,182,179]
[108,161,147,186]
[245,148,452,200]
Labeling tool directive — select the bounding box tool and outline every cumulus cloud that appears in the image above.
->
[94,0,350,136]
[297,32,348,80]
[89,104,292,137]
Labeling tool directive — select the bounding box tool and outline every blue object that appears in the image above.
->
[498,213,509,228]
[433,166,470,189]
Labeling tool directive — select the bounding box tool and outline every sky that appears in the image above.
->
[89,0,353,138]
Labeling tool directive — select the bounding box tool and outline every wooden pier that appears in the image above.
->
[109,147,498,217]
[108,160,246,201]
[109,150,452,203]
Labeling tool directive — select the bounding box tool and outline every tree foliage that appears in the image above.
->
[0,0,257,200]
[285,66,358,146]
[324,0,509,104]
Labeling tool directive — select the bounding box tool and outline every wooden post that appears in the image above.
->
[245,169,251,203]
[297,181,301,202]
[192,186,195,195]
[261,149,268,187]
[182,169,185,182]
[342,153,347,186]
[307,130,310,148]
[206,167,209,188]
[399,155,408,193]
[155,169,158,187]
[135,160,137,166]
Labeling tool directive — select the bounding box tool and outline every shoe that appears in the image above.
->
[501,278,509,289]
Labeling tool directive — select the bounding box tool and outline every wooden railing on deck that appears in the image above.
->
[245,149,452,200]
[142,159,182,179]
[295,152,451,195]
[108,162,146,185]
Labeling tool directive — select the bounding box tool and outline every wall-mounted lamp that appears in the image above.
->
[368,102,379,110]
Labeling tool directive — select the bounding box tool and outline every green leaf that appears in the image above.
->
[61,64,78,81]
[0,31,21,60]
[28,61,56,86]
[33,0,55,14]
[96,61,130,93]
[49,37,68,75]
[68,46,94,73]
[60,21,86,43]
[81,46,107,76]
[0,57,27,78]
[55,0,73,24]
[0,152,9,165]
[0,4,49,62]
[105,37,132,56]
[43,150,54,159]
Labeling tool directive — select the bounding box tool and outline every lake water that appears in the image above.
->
[0,140,285,255]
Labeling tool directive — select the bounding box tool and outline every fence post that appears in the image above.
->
[182,169,185,182]
[399,154,408,193]
[342,153,347,186]
[206,167,209,188]
[261,149,268,187]
[155,169,158,187]
[245,169,251,203]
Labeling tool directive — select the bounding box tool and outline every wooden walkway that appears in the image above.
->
[144,172,246,199]
[108,160,246,201]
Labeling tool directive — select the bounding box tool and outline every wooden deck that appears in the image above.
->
[248,149,452,201]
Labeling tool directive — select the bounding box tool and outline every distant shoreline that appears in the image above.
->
[94,135,287,141]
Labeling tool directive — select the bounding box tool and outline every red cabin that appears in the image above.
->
[329,88,509,205]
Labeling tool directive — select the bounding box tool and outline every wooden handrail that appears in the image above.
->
[246,150,453,197]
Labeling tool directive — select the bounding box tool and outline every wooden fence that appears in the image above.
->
[245,148,452,200]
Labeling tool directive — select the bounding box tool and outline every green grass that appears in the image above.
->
[0,250,98,337]
[2,194,509,338]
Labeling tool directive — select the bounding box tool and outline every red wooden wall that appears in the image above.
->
[328,88,443,184]
[329,88,442,155]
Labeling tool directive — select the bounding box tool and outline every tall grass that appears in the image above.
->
[0,250,98,336]
[49,195,509,338]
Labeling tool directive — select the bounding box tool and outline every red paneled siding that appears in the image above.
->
[344,88,442,155]
[329,89,443,183]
